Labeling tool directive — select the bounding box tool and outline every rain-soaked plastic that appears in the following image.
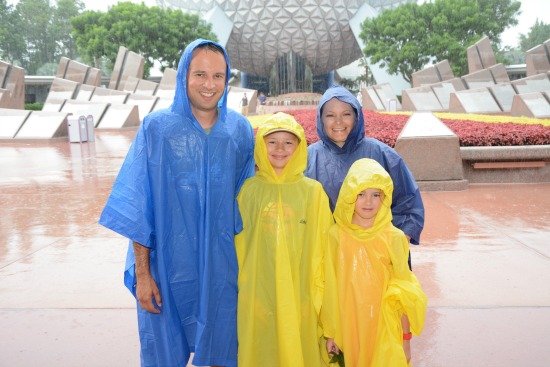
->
[235,113,334,367]
[321,158,427,367]
[305,85,425,245]
[98,39,255,367]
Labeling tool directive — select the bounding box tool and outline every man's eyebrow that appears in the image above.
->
[190,69,225,74]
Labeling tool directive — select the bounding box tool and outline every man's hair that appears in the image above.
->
[195,42,225,56]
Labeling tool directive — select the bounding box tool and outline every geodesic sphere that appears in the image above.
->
[163,0,412,76]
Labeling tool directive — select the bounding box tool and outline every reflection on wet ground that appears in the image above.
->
[1,129,549,366]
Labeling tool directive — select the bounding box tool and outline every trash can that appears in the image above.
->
[67,115,88,143]
[86,115,95,142]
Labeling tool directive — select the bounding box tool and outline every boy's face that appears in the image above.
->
[263,131,299,175]
[352,188,385,228]
[321,98,356,147]
[186,48,227,115]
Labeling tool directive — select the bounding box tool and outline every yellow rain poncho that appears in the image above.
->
[321,158,427,367]
[235,113,334,367]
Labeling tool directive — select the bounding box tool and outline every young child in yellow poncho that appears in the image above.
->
[321,158,428,367]
[235,112,334,367]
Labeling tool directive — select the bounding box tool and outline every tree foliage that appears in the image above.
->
[71,2,217,78]
[0,0,84,74]
[16,0,55,74]
[1,0,216,78]
[52,0,85,60]
[360,3,431,84]
[519,19,550,52]
[0,0,25,64]
[356,56,376,87]
[360,0,521,82]
[338,77,358,94]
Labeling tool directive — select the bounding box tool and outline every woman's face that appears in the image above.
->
[321,98,356,147]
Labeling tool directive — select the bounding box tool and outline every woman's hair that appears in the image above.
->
[320,97,358,121]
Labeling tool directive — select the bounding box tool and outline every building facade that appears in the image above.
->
[160,0,414,95]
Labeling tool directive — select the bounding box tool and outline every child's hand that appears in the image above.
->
[327,338,345,366]
[326,338,340,356]
[403,339,411,363]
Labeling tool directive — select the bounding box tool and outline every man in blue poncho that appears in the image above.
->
[305,85,424,246]
[98,39,255,367]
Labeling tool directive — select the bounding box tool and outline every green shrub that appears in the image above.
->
[25,103,44,111]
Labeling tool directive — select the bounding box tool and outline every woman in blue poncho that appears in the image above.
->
[305,85,425,246]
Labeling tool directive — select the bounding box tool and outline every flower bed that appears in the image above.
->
[250,110,550,147]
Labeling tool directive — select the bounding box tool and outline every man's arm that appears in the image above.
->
[133,241,162,314]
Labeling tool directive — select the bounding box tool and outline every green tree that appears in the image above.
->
[338,77,358,94]
[71,2,217,78]
[16,0,55,74]
[52,0,85,60]
[2,0,84,74]
[69,10,105,67]
[356,56,376,86]
[360,2,432,84]
[0,0,25,64]
[476,0,522,44]
[360,0,521,82]
[519,19,550,52]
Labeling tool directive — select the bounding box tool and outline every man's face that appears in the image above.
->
[186,48,227,114]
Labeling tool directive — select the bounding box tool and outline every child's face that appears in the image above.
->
[264,131,299,175]
[352,188,385,228]
[321,98,356,147]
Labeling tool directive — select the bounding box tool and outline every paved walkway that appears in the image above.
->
[1,128,549,366]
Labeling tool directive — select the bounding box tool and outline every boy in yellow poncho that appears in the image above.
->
[321,158,427,367]
[235,113,334,367]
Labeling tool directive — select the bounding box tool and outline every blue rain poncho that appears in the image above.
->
[235,113,334,367]
[321,158,427,367]
[98,39,255,367]
[305,85,425,244]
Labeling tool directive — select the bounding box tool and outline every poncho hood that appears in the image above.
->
[334,158,394,239]
[170,38,230,122]
[255,112,307,183]
[316,85,365,155]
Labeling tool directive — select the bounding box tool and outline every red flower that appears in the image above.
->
[278,109,550,147]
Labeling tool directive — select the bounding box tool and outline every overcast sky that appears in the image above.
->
[500,0,550,47]
[7,0,550,48]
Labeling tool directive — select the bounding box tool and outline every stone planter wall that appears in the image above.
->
[460,145,550,183]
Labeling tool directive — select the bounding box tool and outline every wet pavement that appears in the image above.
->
[1,128,549,367]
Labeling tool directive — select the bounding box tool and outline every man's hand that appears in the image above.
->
[135,274,162,313]
[133,241,162,314]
